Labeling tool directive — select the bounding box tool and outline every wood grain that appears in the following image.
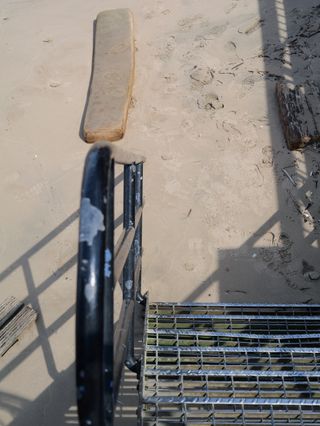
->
[83,9,135,143]
[0,296,23,328]
[276,80,320,150]
[0,305,37,356]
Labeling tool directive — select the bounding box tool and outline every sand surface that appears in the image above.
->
[1,0,320,424]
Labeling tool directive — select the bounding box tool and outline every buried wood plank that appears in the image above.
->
[0,305,37,356]
[0,296,23,328]
[276,80,320,150]
[83,9,135,143]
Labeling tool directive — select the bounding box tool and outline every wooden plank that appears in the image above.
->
[276,80,320,150]
[83,9,135,143]
[0,305,37,356]
[0,296,23,329]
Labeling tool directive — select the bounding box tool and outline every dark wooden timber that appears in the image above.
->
[0,301,37,356]
[276,80,320,150]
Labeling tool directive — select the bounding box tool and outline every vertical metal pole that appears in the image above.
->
[135,163,145,303]
[76,146,114,426]
[123,164,137,369]
[103,160,114,425]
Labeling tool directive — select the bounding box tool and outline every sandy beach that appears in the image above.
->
[1,0,320,424]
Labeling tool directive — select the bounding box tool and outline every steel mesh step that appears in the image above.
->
[139,302,320,425]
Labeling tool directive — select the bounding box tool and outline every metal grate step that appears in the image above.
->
[139,302,320,425]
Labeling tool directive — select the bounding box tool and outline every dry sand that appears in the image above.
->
[1,0,320,424]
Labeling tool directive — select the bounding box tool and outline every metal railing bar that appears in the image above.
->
[135,204,143,228]
[134,163,143,301]
[114,207,143,284]
[145,345,320,354]
[147,329,320,339]
[102,160,115,425]
[114,229,126,258]
[143,368,320,378]
[153,302,320,308]
[123,163,137,370]
[76,142,145,425]
[113,299,135,401]
[148,314,320,321]
[76,144,113,426]
[142,396,320,406]
[134,255,142,291]
[114,228,135,284]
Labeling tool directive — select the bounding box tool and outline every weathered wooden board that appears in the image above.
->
[0,303,37,356]
[0,296,23,328]
[83,9,135,143]
[276,80,320,150]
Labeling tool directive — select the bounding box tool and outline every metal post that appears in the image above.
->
[123,164,138,370]
[76,145,114,426]
[123,164,135,300]
[103,160,114,424]
[135,163,145,304]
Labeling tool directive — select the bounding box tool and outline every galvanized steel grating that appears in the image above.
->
[139,302,320,425]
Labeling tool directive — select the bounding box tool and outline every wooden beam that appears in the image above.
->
[83,9,135,143]
[0,305,37,356]
[0,296,23,328]
[276,80,320,150]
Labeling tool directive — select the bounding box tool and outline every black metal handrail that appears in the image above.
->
[76,141,145,426]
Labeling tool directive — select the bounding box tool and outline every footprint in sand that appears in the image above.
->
[157,35,176,61]
[220,119,257,149]
[239,74,263,98]
[261,146,275,168]
[190,66,214,86]
[204,24,228,37]
[178,14,203,31]
[197,93,224,111]
[194,23,228,47]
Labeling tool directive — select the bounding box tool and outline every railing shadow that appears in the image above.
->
[115,301,145,426]
[1,172,124,425]
[0,211,79,424]
[3,364,77,426]
[183,0,320,304]
[0,210,79,382]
